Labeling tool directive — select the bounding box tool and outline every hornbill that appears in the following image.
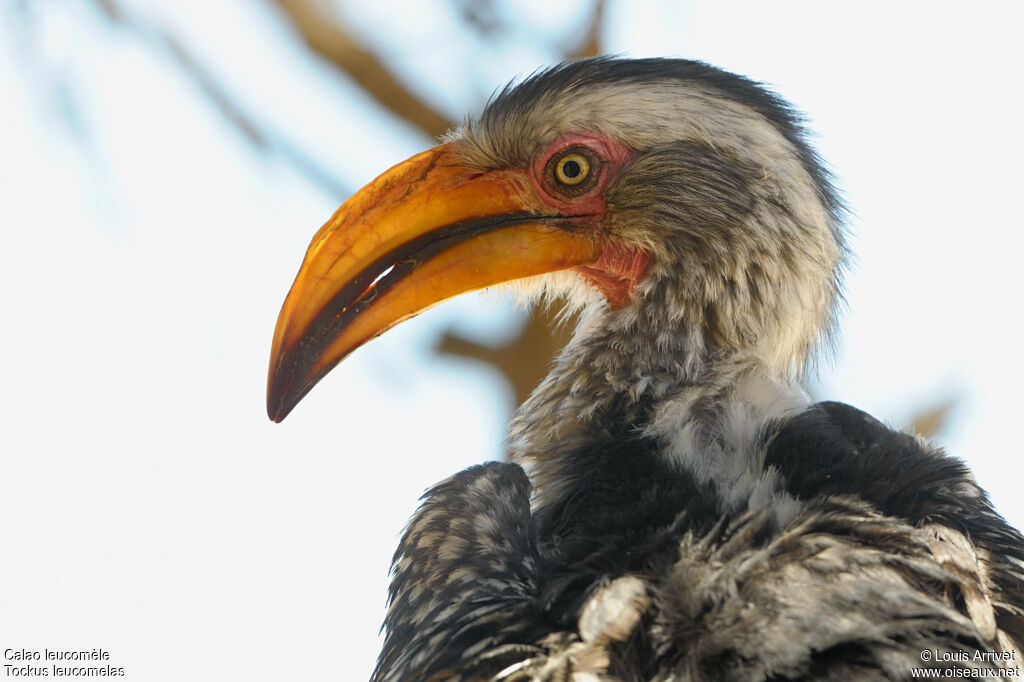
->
[267,58,1024,680]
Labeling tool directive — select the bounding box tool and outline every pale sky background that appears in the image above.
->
[2,1,1022,680]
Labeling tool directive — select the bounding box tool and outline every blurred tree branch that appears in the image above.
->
[270,0,453,139]
[575,0,606,58]
[910,399,956,440]
[90,0,350,199]
[437,310,571,410]
[268,0,606,139]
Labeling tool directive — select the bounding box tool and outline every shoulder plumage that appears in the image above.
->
[765,401,1024,646]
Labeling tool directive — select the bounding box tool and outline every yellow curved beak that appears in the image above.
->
[266,144,602,422]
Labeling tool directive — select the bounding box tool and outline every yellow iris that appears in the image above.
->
[555,153,591,186]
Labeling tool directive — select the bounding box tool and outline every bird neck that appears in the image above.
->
[508,301,810,508]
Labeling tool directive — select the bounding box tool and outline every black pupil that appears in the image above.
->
[562,160,581,179]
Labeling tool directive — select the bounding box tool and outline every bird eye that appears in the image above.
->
[554,153,591,186]
[544,146,600,197]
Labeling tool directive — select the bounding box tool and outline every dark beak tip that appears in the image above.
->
[266,395,288,423]
[266,362,317,424]
[266,369,295,423]
[266,373,302,422]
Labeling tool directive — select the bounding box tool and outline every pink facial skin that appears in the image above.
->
[528,133,650,308]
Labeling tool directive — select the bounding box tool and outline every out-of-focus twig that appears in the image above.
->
[90,0,350,199]
[270,0,453,139]
[573,0,605,58]
[910,399,957,440]
[269,0,605,140]
[437,310,573,411]
[453,0,503,38]
[454,0,605,60]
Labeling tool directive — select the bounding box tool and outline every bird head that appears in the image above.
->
[267,58,845,423]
